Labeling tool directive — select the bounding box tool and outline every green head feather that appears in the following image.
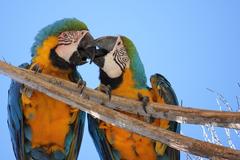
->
[31,18,88,57]
[121,36,147,89]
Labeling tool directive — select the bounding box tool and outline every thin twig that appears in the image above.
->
[208,88,239,148]
[216,95,237,149]
[236,96,240,112]
[201,125,212,143]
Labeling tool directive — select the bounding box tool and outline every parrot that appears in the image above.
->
[87,35,180,160]
[7,18,96,160]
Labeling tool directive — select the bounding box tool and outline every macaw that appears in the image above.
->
[7,18,95,160]
[88,36,180,160]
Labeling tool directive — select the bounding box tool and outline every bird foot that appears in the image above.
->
[99,84,112,101]
[20,86,33,98]
[138,93,149,113]
[31,64,42,74]
[77,78,86,94]
[138,93,154,123]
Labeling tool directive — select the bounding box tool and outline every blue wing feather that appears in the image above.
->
[74,111,86,156]
[65,110,85,159]
[7,63,29,160]
[88,115,119,160]
[150,73,180,160]
[65,69,86,160]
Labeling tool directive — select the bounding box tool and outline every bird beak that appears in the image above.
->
[94,36,118,53]
[92,36,118,67]
[69,31,96,65]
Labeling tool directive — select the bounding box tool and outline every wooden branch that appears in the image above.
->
[211,157,228,160]
[50,78,240,129]
[2,61,238,129]
[0,61,240,159]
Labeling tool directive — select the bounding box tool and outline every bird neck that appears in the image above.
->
[117,68,137,89]
[100,68,150,100]
[100,68,139,90]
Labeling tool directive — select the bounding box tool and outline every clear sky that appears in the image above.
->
[0,0,240,159]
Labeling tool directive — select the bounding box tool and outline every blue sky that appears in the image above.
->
[0,0,240,159]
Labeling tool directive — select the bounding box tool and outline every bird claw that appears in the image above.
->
[20,86,33,98]
[31,64,42,74]
[99,84,112,101]
[144,114,154,123]
[138,93,154,123]
[138,93,149,113]
[77,79,86,94]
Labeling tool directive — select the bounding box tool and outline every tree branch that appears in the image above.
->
[1,60,238,129]
[0,60,240,159]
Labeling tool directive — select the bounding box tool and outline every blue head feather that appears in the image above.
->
[121,36,147,89]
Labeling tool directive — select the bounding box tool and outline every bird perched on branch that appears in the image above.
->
[7,18,95,160]
[88,36,180,160]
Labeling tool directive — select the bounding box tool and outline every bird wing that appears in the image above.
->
[7,63,30,160]
[150,73,180,160]
[66,69,86,160]
[66,111,86,160]
[88,115,120,160]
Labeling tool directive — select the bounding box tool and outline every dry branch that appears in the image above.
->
[64,82,240,129]
[1,61,238,129]
[0,61,240,159]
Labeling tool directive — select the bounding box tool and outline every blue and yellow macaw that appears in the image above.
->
[7,18,95,160]
[88,36,180,160]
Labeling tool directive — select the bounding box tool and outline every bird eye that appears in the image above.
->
[117,42,121,46]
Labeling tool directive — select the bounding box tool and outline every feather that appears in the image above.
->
[7,63,29,160]
[150,73,180,160]
[88,115,119,160]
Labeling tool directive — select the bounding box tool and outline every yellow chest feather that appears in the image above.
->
[99,69,158,160]
[21,36,77,152]
[99,69,171,159]
[112,69,151,100]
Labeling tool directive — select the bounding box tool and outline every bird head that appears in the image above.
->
[93,36,147,88]
[31,18,96,68]
[93,36,130,78]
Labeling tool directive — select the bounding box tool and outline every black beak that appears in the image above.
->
[69,32,96,65]
[94,36,118,53]
[92,36,118,67]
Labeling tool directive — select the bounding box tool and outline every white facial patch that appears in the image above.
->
[102,52,123,78]
[55,30,88,62]
[102,36,130,78]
